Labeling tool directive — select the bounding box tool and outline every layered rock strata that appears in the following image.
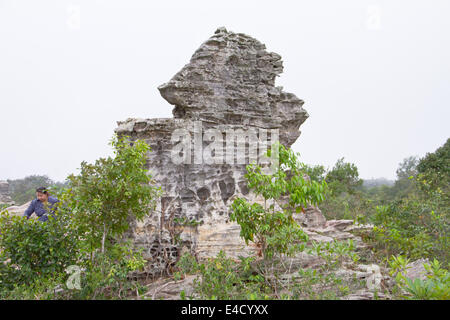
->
[116,27,308,274]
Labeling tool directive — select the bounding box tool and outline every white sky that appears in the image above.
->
[0,0,449,182]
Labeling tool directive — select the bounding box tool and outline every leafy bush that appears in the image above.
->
[318,139,449,267]
[66,134,161,254]
[227,144,367,299]
[319,190,375,220]
[284,239,364,300]
[389,256,450,300]
[367,192,449,263]
[71,242,147,299]
[402,260,449,300]
[0,135,160,299]
[312,239,360,269]
[174,239,363,300]
[311,157,369,220]
[0,273,71,300]
[0,239,147,300]
[0,210,79,291]
[230,143,326,260]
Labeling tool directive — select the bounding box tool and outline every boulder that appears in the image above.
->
[116,29,385,300]
[405,258,429,281]
[295,205,327,228]
[2,201,34,218]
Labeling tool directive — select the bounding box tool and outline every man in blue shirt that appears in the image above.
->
[23,187,59,222]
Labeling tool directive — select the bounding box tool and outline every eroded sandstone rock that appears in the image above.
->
[116,27,309,274]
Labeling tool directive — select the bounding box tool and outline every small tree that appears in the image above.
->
[66,135,161,255]
[325,157,362,196]
[230,143,327,261]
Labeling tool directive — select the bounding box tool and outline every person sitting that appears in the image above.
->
[23,187,59,222]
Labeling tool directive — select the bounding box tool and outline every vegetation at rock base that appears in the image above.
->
[171,145,365,300]
[65,135,161,255]
[0,135,160,299]
[0,137,448,300]
[0,210,78,290]
[173,139,449,300]
[316,138,449,267]
[388,256,449,299]
[230,143,326,261]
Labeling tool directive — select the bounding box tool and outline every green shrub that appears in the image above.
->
[0,210,79,291]
[291,268,349,300]
[71,241,147,299]
[0,135,160,299]
[325,157,363,196]
[66,134,161,255]
[176,251,270,300]
[0,273,70,300]
[389,256,450,300]
[416,138,449,200]
[319,191,375,220]
[230,143,326,261]
[367,194,449,263]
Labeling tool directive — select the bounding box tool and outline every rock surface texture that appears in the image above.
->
[3,201,31,217]
[116,28,309,274]
[0,181,14,206]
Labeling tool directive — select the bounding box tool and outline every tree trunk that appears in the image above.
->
[101,223,107,254]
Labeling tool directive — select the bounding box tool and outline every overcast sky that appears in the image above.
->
[0,0,449,182]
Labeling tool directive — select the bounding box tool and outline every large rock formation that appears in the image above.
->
[0,181,14,206]
[115,30,391,300]
[116,27,309,274]
[141,217,390,300]
[157,26,308,147]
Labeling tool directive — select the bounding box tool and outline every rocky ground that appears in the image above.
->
[134,207,430,300]
[1,192,430,300]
